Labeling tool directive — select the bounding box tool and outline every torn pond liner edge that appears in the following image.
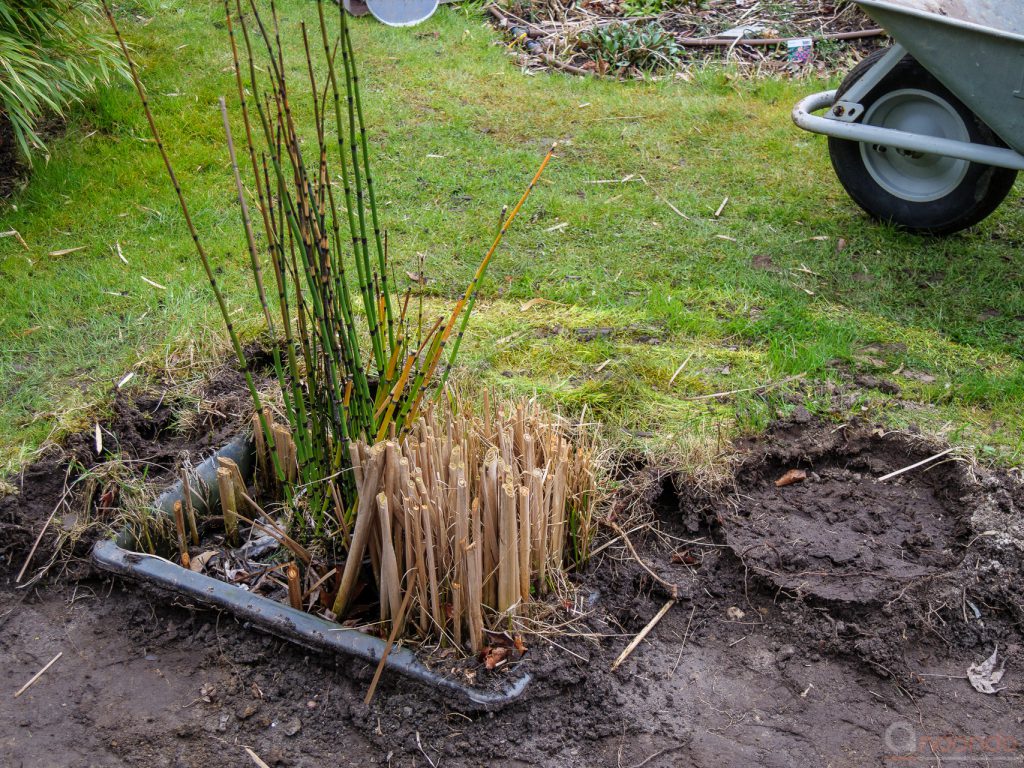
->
[91,434,532,709]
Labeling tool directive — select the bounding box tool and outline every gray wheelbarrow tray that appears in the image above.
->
[793,0,1024,171]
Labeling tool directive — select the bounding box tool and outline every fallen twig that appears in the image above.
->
[14,651,62,698]
[684,372,806,401]
[244,746,272,768]
[877,448,955,482]
[611,599,674,670]
[669,603,696,676]
[364,588,415,705]
[604,520,679,599]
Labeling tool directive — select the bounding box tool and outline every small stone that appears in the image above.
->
[776,645,796,662]
[402,706,413,718]
[283,717,302,737]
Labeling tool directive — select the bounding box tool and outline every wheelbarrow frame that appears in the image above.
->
[792,1,1024,172]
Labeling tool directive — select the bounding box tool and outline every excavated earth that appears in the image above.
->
[2,378,1023,767]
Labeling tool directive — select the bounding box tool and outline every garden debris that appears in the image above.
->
[774,468,807,487]
[966,647,1006,694]
[487,1,885,79]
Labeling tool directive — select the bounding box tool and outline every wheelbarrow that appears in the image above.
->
[793,0,1024,234]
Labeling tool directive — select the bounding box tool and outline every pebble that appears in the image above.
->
[283,717,302,737]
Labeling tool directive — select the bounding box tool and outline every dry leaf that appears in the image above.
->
[967,647,1006,694]
[405,271,427,285]
[671,550,698,566]
[189,550,218,572]
[482,646,510,670]
[513,635,527,654]
[726,606,745,620]
[775,469,808,488]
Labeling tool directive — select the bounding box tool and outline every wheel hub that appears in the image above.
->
[860,88,970,203]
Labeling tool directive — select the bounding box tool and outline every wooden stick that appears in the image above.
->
[14,652,62,697]
[611,600,674,671]
[877,448,955,482]
[364,588,415,706]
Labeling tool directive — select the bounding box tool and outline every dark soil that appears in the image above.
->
[3,391,1024,767]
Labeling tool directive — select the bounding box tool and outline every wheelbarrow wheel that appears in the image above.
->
[828,48,1018,235]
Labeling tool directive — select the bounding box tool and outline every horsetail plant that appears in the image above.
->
[102,1,555,540]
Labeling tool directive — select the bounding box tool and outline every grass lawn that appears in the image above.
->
[1,0,1022,479]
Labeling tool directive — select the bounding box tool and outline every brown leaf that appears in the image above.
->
[189,550,219,572]
[405,271,427,285]
[513,635,527,654]
[482,646,510,670]
[775,469,808,488]
[671,550,699,566]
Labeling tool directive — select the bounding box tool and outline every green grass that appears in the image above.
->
[1,0,1022,478]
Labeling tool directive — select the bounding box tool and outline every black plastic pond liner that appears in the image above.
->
[91,436,531,709]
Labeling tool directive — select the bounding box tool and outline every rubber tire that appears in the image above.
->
[827,48,1017,235]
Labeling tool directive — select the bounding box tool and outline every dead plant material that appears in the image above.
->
[603,519,679,600]
[611,599,674,671]
[14,651,63,698]
[774,468,807,487]
[305,398,602,653]
[217,467,239,547]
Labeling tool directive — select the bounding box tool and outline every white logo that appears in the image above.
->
[884,721,917,754]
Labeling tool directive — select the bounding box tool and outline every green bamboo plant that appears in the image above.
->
[1,0,125,161]
[101,0,554,538]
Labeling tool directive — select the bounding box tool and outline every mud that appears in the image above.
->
[3,401,1024,767]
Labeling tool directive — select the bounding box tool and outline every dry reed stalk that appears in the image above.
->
[376,493,401,623]
[287,563,302,610]
[172,500,190,569]
[180,471,199,546]
[517,485,531,604]
[217,467,239,547]
[332,443,384,616]
[320,398,599,652]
